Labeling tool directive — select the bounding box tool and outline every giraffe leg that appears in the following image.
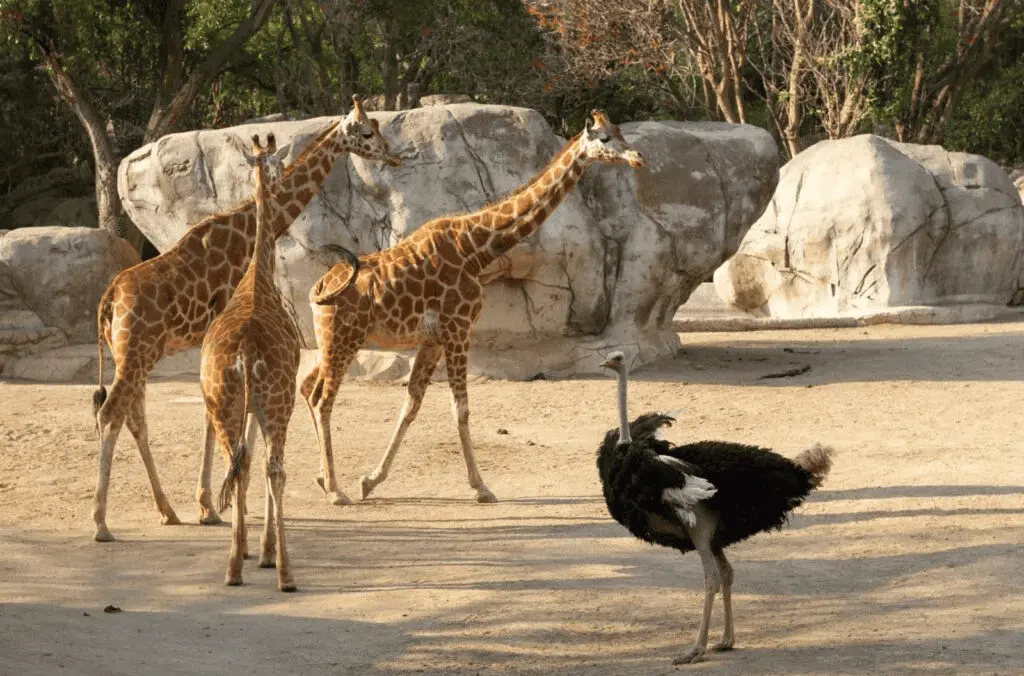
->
[92,378,131,542]
[360,343,443,500]
[259,468,276,568]
[711,548,735,652]
[196,413,222,525]
[125,387,180,526]
[199,412,256,524]
[226,454,249,586]
[442,340,495,503]
[304,342,362,506]
[266,438,295,592]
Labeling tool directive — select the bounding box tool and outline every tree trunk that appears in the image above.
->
[40,53,145,251]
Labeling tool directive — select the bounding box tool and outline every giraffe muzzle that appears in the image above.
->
[625,151,647,169]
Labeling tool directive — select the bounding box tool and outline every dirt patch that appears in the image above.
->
[1,322,1022,675]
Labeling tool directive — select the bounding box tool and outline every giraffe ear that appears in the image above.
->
[370,119,380,132]
[266,132,277,154]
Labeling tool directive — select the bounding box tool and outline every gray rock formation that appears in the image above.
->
[0,227,139,374]
[119,104,778,378]
[715,134,1024,318]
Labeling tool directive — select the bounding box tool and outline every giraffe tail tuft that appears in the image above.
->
[218,440,248,513]
[92,387,108,417]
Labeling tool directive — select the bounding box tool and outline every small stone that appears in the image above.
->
[526,440,536,446]
[102,605,122,614]
[496,428,509,435]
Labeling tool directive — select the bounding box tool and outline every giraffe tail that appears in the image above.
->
[218,351,258,513]
[92,283,116,422]
[310,245,360,305]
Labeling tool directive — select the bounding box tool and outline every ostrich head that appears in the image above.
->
[599,351,627,373]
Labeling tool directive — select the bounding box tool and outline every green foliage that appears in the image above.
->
[852,0,942,126]
[3,0,1024,209]
[945,20,1024,163]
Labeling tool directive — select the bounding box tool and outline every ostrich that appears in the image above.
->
[596,351,834,664]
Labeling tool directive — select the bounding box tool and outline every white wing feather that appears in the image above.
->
[660,465,716,527]
[653,408,686,440]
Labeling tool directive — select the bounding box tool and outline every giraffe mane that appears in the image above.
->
[480,129,585,212]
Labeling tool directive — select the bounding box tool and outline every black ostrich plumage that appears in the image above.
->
[597,413,820,554]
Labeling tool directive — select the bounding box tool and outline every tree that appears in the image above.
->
[2,0,278,251]
[672,0,754,124]
[858,0,1024,144]
[525,0,753,124]
[804,0,872,141]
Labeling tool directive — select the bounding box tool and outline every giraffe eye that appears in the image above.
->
[597,132,610,143]
[361,129,374,139]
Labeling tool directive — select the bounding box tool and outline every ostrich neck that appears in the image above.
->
[616,369,631,444]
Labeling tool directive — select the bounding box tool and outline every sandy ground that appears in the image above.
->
[1,322,1022,676]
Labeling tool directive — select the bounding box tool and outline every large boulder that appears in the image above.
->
[0,228,140,366]
[119,104,778,378]
[715,134,1024,318]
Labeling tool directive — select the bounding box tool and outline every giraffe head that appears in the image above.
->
[245,131,285,201]
[580,110,646,169]
[341,94,402,167]
[250,132,281,183]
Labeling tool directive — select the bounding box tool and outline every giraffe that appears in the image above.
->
[301,110,646,505]
[91,95,401,543]
[201,132,300,591]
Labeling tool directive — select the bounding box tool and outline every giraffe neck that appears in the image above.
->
[459,132,590,275]
[267,122,357,239]
[251,162,277,288]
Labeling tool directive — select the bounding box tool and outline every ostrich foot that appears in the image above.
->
[672,646,706,665]
[712,639,734,652]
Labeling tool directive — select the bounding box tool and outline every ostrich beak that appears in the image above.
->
[598,359,614,369]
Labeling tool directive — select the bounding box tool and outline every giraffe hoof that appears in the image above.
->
[279,582,297,593]
[160,512,181,526]
[93,527,115,543]
[225,576,243,587]
[359,476,376,500]
[258,555,276,568]
[329,491,352,506]
[476,488,498,504]
[198,511,223,526]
